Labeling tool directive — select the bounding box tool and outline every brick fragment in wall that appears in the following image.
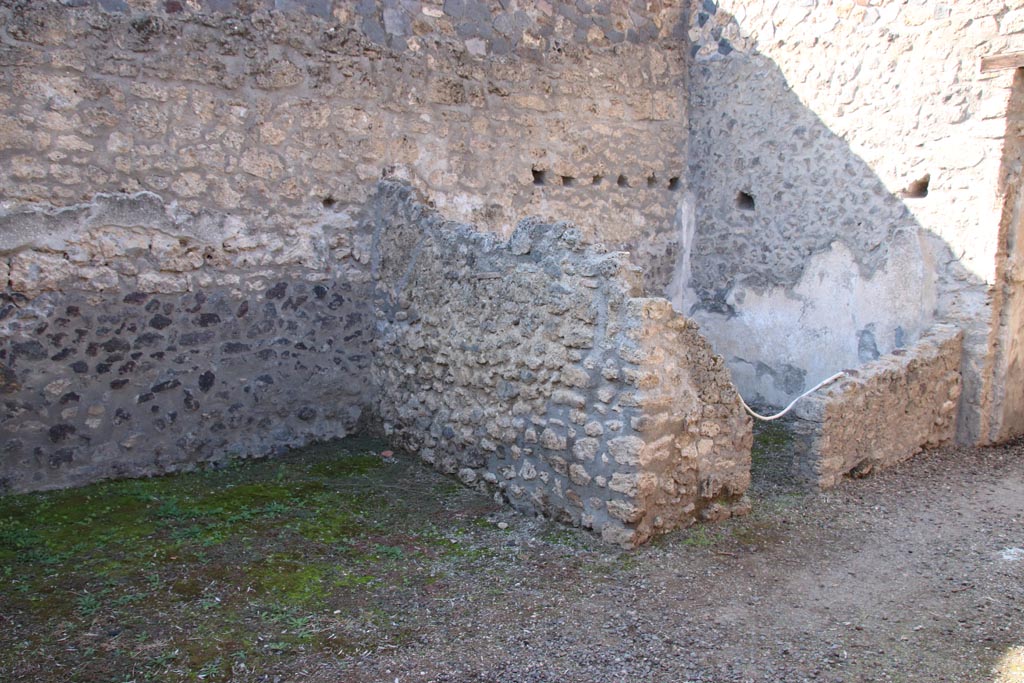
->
[790,324,963,489]
[371,180,752,547]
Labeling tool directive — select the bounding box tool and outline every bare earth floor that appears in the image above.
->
[2,430,1022,683]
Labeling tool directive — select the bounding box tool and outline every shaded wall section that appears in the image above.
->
[0,193,373,492]
[679,0,1021,443]
[371,181,751,547]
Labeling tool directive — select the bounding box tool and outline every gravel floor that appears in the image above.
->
[316,438,1024,683]
[2,434,1021,683]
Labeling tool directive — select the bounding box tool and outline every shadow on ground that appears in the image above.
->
[1,435,1022,682]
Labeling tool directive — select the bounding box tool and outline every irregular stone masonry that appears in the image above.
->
[0,0,688,295]
[0,0,748,546]
[679,0,1022,445]
[0,0,1007,543]
[0,193,374,492]
[372,181,752,547]
[791,324,963,489]
[0,178,753,545]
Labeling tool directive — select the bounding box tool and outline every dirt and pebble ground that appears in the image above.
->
[1,424,1022,683]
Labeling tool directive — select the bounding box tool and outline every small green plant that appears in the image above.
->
[373,543,405,560]
[148,648,179,668]
[156,499,189,521]
[0,519,39,552]
[680,526,717,548]
[199,597,222,610]
[112,592,146,607]
[283,614,313,637]
[196,656,223,679]
[75,592,102,617]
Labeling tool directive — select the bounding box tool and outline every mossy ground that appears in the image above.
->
[2,436,1018,682]
[749,417,808,496]
[0,428,819,683]
[0,437,526,682]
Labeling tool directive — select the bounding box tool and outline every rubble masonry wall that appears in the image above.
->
[0,0,1004,519]
[0,0,689,294]
[791,324,963,489]
[372,181,751,546]
[0,0,692,496]
[0,192,374,492]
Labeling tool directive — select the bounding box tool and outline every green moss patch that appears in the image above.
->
[0,437,520,682]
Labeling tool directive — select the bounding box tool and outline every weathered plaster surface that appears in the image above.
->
[685,236,939,408]
[681,0,1021,443]
[372,181,751,546]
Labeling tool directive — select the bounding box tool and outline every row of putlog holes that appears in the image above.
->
[533,168,681,191]
[530,169,929,208]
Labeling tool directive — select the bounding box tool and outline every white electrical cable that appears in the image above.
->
[737,371,846,421]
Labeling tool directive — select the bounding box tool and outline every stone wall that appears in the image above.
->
[0,192,373,492]
[3,0,1021,525]
[984,67,1024,443]
[0,0,689,293]
[0,0,695,502]
[678,0,1022,444]
[372,181,751,546]
[790,324,963,489]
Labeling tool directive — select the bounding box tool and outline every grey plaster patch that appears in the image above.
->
[858,325,880,363]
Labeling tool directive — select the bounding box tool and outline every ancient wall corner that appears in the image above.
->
[606,296,752,545]
[370,180,752,547]
[679,0,1015,447]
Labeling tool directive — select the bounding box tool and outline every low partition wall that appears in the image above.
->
[372,182,752,547]
[0,193,374,493]
[791,324,963,488]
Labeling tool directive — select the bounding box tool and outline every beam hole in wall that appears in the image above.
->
[901,174,930,199]
[561,175,576,187]
[735,190,755,211]
[592,175,604,186]
[617,174,630,188]
[647,175,658,188]
[668,176,681,191]
[532,168,546,186]
[321,196,336,209]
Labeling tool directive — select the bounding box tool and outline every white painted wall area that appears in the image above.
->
[679,233,939,406]
[680,0,1022,441]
